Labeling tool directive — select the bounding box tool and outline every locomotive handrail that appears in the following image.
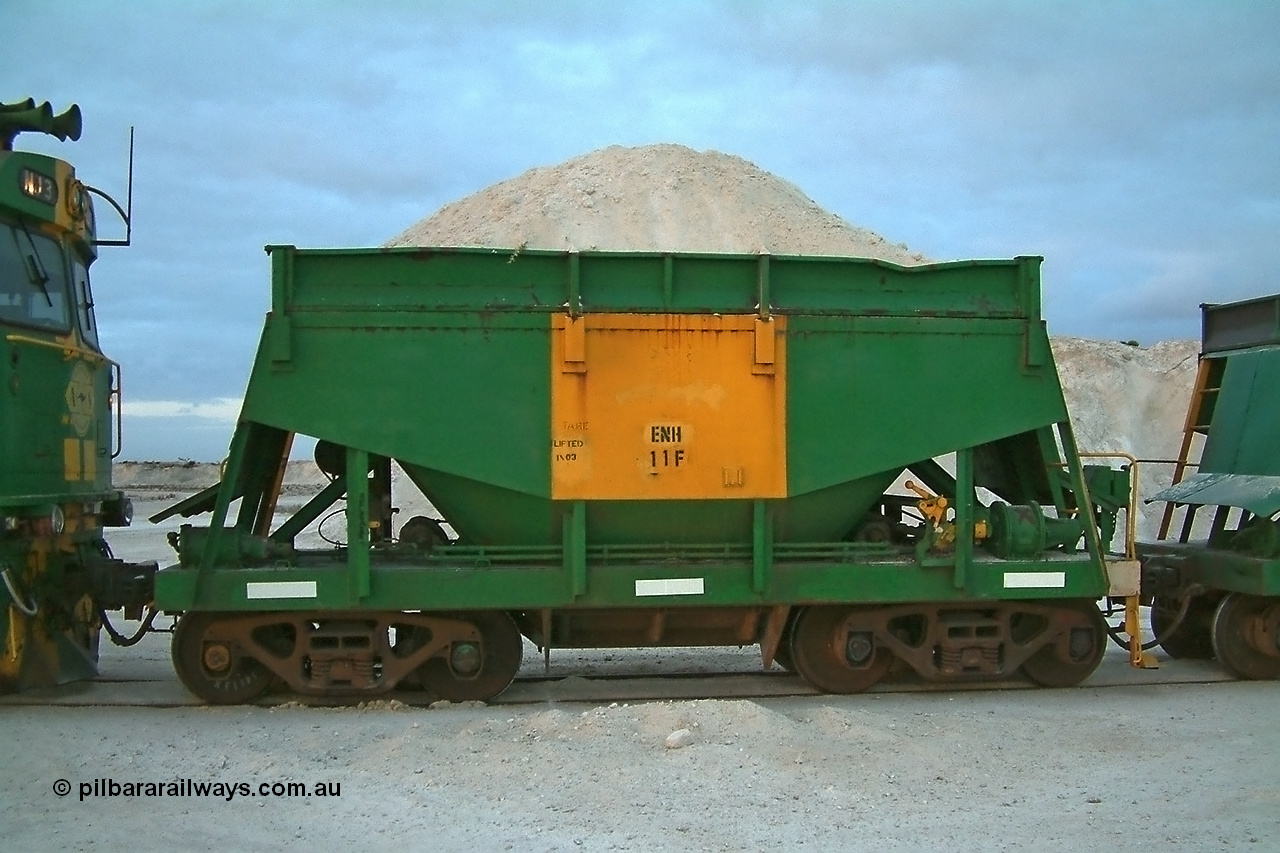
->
[3,332,114,368]
[86,181,132,247]
[110,361,123,458]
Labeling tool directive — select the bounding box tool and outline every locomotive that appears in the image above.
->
[0,100,154,692]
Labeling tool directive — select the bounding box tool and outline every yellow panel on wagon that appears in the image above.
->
[550,313,787,500]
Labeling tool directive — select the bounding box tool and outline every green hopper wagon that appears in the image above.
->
[152,246,1130,703]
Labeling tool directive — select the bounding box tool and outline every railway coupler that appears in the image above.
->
[85,555,157,621]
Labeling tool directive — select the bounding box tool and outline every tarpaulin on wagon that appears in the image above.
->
[1149,472,1280,518]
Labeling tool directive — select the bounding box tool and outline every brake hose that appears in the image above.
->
[1105,593,1194,652]
[1,566,39,616]
[99,605,161,646]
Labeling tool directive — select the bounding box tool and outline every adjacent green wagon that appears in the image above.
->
[1140,293,1280,679]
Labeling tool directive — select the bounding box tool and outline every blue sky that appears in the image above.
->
[6,0,1278,459]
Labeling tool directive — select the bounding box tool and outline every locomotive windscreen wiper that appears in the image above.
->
[16,220,53,307]
[23,254,53,306]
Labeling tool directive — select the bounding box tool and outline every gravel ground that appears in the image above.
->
[2,683,1276,851]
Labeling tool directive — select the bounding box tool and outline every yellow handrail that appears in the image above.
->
[4,332,116,367]
[1078,450,1138,560]
[1077,450,1158,670]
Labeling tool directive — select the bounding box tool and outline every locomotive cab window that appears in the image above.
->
[0,221,72,332]
[71,253,99,348]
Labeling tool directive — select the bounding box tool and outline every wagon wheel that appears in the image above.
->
[1211,594,1280,680]
[1021,601,1107,688]
[172,612,273,704]
[1150,594,1216,660]
[417,611,524,702]
[789,606,892,694]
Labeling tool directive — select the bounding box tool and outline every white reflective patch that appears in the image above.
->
[1003,572,1066,589]
[635,577,705,597]
[1106,560,1141,597]
[246,581,317,600]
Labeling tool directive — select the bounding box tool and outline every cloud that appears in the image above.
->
[124,398,242,422]
[117,399,242,461]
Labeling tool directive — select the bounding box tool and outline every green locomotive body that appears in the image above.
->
[153,245,1132,703]
[0,100,151,692]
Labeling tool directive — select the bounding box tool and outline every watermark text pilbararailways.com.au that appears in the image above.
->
[53,778,341,801]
